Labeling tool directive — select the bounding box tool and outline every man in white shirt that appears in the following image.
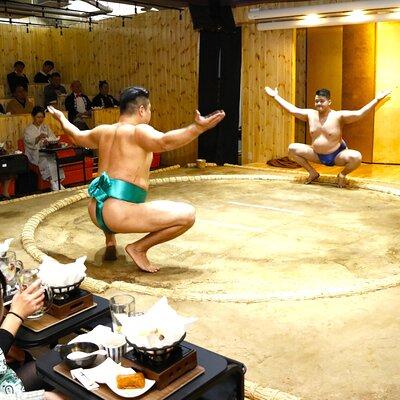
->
[64,81,92,130]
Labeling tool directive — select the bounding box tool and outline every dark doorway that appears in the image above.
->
[198,28,241,165]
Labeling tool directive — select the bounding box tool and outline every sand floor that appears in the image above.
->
[2,166,400,399]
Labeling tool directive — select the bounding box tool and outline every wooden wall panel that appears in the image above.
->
[295,28,307,144]
[374,22,400,163]
[235,2,328,163]
[0,9,198,166]
[241,24,296,164]
[307,26,343,111]
[342,24,376,163]
[0,25,56,97]
[91,108,120,127]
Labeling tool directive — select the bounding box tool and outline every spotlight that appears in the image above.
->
[300,13,322,26]
[344,9,371,23]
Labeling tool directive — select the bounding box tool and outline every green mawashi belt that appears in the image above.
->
[88,172,147,234]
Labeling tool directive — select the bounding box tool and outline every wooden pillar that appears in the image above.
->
[374,22,400,164]
[306,26,343,144]
[342,23,376,163]
[295,28,307,144]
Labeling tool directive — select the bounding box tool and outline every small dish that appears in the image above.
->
[58,342,101,369]
[47,138,60,144]
[85,358,155,398]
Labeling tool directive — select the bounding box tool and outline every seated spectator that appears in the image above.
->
[0,143,14,201]
[44,73,67,107]
[6,86,33,115]
[64,80,91,130]
[0,271,68,399]
[92,80,119,108]
[0,104,5,115]
[34,61,54,84]
[7,61,29,94]
[24,106,65,191]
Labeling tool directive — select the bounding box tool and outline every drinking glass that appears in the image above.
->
[109,294,135,334]
[0,251,23,292]
[17,268,53,319]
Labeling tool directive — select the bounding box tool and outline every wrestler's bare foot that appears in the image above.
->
[125,244,159,273]
[104,245,117,261]
[337,173,347,188]
[304,171,320,184]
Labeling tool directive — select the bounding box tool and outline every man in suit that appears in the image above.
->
[64,80,91,130]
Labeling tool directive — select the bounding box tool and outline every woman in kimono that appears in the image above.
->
[23,106,65,191]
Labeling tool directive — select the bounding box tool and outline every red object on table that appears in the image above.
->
[18,134,94,190]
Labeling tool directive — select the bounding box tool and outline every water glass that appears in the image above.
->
[0,251,23,292]
[109,294,135,334]
[17,268,53,319]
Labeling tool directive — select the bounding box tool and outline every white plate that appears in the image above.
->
[84,358,155,398]
[105,373,155,398]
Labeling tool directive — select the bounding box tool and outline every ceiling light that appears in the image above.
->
[300,14,323,26]
[344,9,371,23]
[257,11,398,31]
[389,10,400,19]
[65,0,98,13]
[249,1,400,20]
[91,2,146,21]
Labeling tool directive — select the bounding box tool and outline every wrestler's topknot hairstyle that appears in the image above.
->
[120,86,150,115]
[315,88,331,99]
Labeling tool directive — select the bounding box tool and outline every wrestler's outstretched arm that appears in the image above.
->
[340,89,392,124]
[134,109,225,152]
[47,105,100,148]
[265,86,310,121]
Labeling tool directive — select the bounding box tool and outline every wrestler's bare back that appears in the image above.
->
[87,123,161,233]
[307,109,344,154]
[96,123,153,190]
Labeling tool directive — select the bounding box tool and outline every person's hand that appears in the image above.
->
[265,86,278,98]
[376,89,392,101]
[35,133,48,144]
[194,110,225,133]
[10,279,45,320]
[47,105,65,123]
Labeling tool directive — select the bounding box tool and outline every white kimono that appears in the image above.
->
[23,123,65,183]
